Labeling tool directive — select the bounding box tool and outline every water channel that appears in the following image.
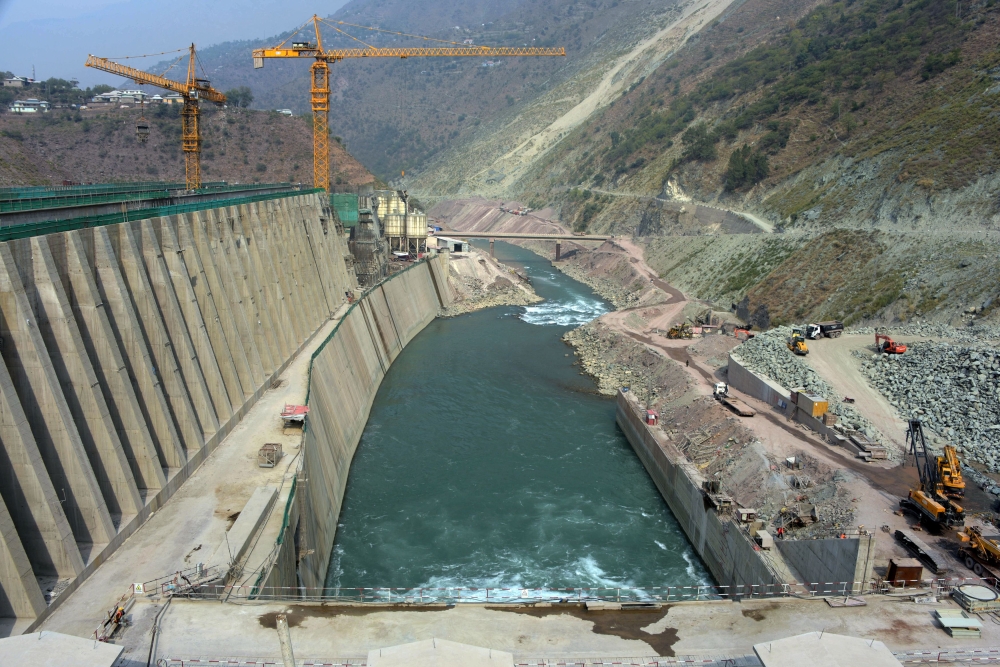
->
[326,242,710,593]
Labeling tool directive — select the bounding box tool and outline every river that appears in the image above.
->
[326,242,710,594]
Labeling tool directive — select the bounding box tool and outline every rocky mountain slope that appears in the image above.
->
[422,0,1000,327]
[0,104,375,188]
[160,0,698,181]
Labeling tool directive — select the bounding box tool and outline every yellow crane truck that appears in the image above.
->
[959,526,1000,580]
[938,445,965,497]
[901,419,964,529]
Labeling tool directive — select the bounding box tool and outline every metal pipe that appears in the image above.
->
[276,614,296,667]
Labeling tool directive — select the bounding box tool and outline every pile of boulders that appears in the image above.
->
[855,341,1000,469]
[733,327,887,447]
[852,322,1000,345]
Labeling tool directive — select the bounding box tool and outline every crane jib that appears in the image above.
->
[252,15,564,192]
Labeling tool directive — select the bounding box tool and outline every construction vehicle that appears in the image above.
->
[252,16,564,192]
[734,328,755,341]
[713,383,756,416]
[959,526,1000,579]
[86,45,226,190]
[901,419,964,528]
[786,328,809,355]
[937,445,966,497]
[805,321,844,339]
[876,332,907,354]
[667,321,694,339]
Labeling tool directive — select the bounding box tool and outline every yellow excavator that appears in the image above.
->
[959,526,1000,578]
[786,328,809,355]
[667,321,694,339]
[901,419,964,528]
[937,445,965,497]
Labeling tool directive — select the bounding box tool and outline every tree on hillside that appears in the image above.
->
[724,145,769,191]
[681,123,717,162]
[225,86,254,109]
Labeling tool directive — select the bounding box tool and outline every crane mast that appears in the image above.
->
[86,45,226,190]
[252,15,565,192]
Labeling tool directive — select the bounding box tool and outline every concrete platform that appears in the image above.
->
[136,595,1000,663]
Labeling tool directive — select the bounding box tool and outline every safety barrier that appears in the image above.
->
[0,181,295,214]
[149,576,1000,604]
[0,187,320,242]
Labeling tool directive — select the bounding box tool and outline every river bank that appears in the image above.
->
[442,246,541,316]
[327,241,711,592]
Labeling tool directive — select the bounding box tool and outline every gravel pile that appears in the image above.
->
[732,327,889,450]
[443,272,541,316]
[851,322,1000,344]
[854,341,1000,470]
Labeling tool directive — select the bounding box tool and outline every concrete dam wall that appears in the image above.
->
[616,390,784,593]
[260,255,452,591]
[0,191,355,621]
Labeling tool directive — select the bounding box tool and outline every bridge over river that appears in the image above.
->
[437,230,611,260]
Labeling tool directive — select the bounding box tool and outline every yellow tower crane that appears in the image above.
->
[86,45,227,190]
[252,16,565,192]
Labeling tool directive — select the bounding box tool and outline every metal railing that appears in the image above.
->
[0,181,295,214]
[0,188,321,242]
[153,576,999,605]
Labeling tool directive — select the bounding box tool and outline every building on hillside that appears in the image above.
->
[162,93,184,105]
[2,75,33,88]
[9,99,50,113]
[276,109,294,116]
[91,89,151,105]
[434,236,469,253]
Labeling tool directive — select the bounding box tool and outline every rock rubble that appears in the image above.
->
[854,341,1000,470]
[733,327,889,451]
[555,261,643,309]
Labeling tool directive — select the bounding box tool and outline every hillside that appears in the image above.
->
[0,104,375,188]
[418,0,1000,327]
[157,0,690,181]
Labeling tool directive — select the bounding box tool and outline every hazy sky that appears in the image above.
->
[0,0,349,85]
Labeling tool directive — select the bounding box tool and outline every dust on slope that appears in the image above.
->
[411,0,742,199]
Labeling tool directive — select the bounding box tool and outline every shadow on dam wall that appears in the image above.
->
[261,254,453,592]
[0,191,357,624]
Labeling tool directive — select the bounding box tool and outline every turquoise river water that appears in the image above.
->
[326,242,710,593]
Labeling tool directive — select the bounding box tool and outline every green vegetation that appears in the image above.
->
[224,86,254,109]
[724,146,769,191]
[592,0,973,187]
[565,187,611,231]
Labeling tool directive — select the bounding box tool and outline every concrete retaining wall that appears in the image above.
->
[268,255,451,591]
[615,390,783,594]
[0,192,355,623]
[776,535,875,593]
[727,353,791,409]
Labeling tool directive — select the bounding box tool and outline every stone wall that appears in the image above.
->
[272,254,452,591]
[0,192,353,622]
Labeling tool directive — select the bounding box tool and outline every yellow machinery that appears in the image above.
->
[959,526,1000,577]
[902,419,964,528]
[786,328,809,355]
[937,444,965,497]
[86,45,226,190]
[667,321,693,339]
[252,16,565,191]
